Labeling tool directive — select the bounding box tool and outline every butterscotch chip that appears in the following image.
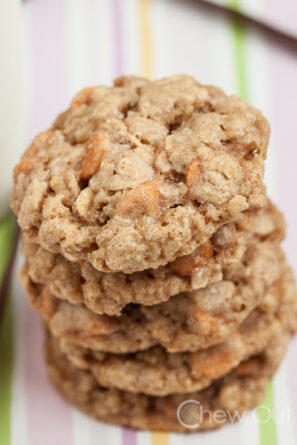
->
[13,160,36,178]
[186,159,201,187]
[70,87,94,110]
[115,181,162,218]
[81,133,111,179]
[170,241,213,276]
[22,201,285,318]
[11,75,270,273]
[39,263,297,396]
[190,333,244,379]
[13,130,53,180]
[233,357,261,377]
[34,130,52,144]
[85,321,118,336]
[45,327,293,431]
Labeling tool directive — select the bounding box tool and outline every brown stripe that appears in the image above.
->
[173,0,297,54]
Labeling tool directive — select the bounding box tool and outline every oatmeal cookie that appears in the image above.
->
[22,200,284,316]
[51,264,297,396]
[46,328,294,432]
[23,240,283,354]
[11,75,270,273]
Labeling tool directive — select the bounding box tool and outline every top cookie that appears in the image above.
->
[11,75,270,273]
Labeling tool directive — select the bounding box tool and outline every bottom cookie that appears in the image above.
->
[46,329,293,432]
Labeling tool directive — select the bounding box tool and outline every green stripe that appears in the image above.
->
[0,296,13,445]
[228,0,248,102]
[0,213,16,445]
[230,18,248,101]
[256,381,278,445]
[0,213,15,276]
[228,1,277,444]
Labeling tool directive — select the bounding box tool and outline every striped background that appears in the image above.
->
[1,0,297,444]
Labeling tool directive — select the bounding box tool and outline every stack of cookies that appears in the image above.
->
[11,75,297,432]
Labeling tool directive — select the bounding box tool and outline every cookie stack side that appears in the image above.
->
[11,75,297,432]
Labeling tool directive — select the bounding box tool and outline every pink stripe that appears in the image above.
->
[24,1,73,444]
[266,1,297,440]
[27,0,71,141]
[112,0,124,77]
[122,428,137,445]
[25,309,73,445]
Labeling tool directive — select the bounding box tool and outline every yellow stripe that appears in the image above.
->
[139,0,152,78]
[151,431,170,445]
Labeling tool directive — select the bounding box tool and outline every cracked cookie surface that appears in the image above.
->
[11,75,270,273]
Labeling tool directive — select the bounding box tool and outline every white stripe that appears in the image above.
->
[72,409,93,445]
[122,0,141,76]
[150,0,169,79]
[67,0,89,95]
[72,407,123,445]
[169,432,182,445]
[151,0,235,92]
[67,0,90,94]
[239,411,260,445]
[273,362,296,445]
[237,2,277,445]
[241,0,279,202]
[91,422,122,445]
[89,0,113,85]
[212,14,237,96]
[10,1,35,441]
[0,0,23,216]
[20,0,34,147]
[137,430,151,445]
[67,0,113,94]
